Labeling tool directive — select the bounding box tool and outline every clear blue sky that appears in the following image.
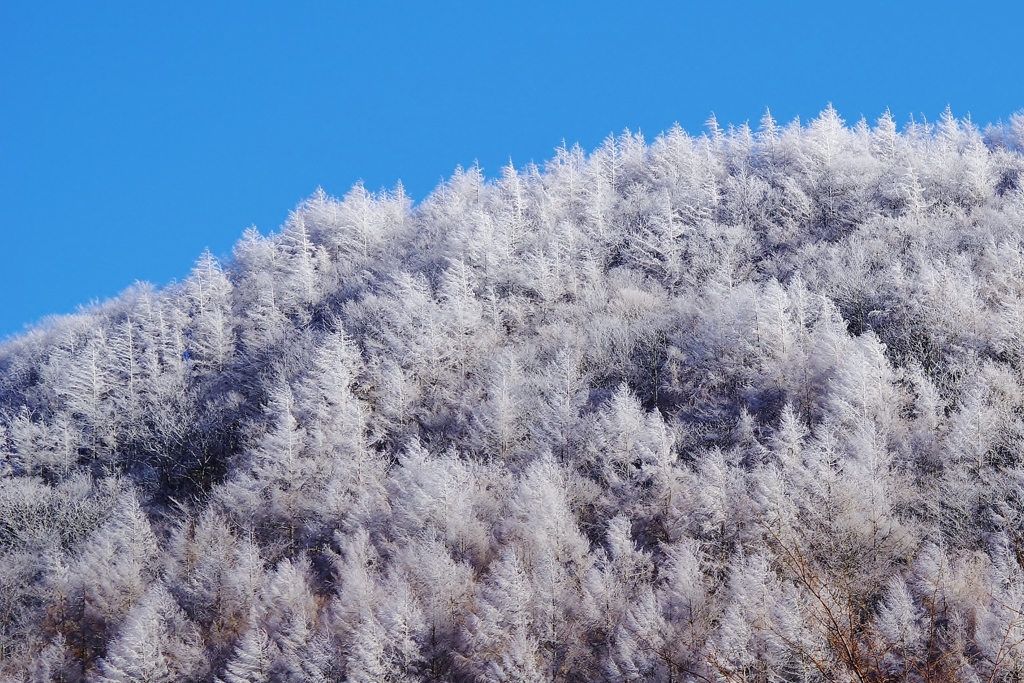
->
[2,1,1022,339]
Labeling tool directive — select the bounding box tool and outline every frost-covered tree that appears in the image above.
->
[94,583,206,683]
[3,106,1024,681]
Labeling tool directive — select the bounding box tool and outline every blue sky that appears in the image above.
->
[2,1,1022,339]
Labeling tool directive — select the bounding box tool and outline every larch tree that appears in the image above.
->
[4,106,1024,682]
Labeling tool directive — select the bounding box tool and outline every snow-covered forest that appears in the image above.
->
[4,106,1024,682]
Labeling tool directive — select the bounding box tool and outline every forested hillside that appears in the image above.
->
[4,107,1024,682]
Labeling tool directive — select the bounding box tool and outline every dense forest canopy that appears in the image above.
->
[3,106,1024,682]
